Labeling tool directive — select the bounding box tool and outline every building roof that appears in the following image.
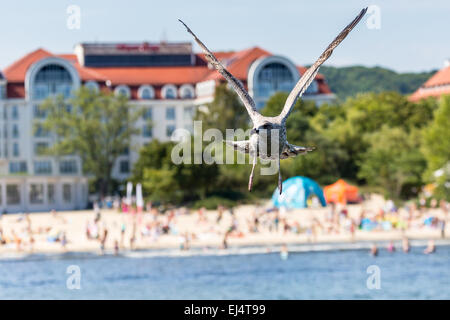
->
[410,65,450,101]
[1,45,332,99]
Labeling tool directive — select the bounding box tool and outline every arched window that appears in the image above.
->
[255,62,295,99]
[179,84,195,99]
[114,85,131,98]
[84,81,99,92]
[138,85,155,100]
[162,84,177,99]
[33,64,73,99]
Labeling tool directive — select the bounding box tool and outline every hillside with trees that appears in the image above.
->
[319,65,436,101]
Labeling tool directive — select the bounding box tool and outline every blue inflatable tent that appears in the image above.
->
[271,176,327,209]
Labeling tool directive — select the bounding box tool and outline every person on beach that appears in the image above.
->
[222,232,228,249]
[274,211,280,233]
[181,232,190,251]
[130,219,137,250]
[100,228,108,254]
[424,240,435,254]
[370,243,378,256]
[11,230,22,251]
[61,232,67,250]
[0,227,6,245]
[197,207,207,223]
[216,205,224,224]
[349,219,356,242]
[114,240,119,255]
[402,237,410,253]
[120,221,126,248]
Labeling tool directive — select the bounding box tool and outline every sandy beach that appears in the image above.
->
[0,194,448,257]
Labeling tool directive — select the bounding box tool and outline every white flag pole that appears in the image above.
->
[136,183,144,212]
[126,182,133,206]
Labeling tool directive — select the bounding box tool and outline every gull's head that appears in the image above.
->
[251,123,273,136]
[250,122,282,140]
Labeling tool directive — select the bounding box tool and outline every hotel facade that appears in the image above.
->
[410,60,450,102]
[0,42,335,213]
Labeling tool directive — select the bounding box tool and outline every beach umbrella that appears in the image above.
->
[271,176,327,209]
[323,179,360,204]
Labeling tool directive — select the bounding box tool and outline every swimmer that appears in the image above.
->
[280,244,289,260]
[387,240,395,253]
[424,240,436,254]
[402,237,410,253]
[370,243,378,256]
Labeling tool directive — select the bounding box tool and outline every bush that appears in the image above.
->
[191,196,237,210]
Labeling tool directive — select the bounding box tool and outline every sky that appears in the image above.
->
[0,0,449,73]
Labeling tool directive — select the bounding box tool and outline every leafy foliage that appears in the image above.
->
[422,95,450,199]
[358,126,426,199]
[133,87,445,204]
[39,87,142,196]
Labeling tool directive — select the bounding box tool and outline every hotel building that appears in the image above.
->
[0,42,334,212]
[410,60,450,102]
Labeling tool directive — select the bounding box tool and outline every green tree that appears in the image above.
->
[143,168,182,204]
[422,95,450,199]
[39,87,142,197]
[358,126,426,199]
[131,139,219,203]
[314,92,437,181]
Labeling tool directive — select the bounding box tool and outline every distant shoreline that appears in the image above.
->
[1,237,449,262]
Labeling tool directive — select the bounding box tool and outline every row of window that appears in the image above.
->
[143,106,194,120]
[141,124,175,138]
[8,160,78,174]
[0,105,194,122]
[0,104,60,121]
[1,141,48,158]
[112,84,195,100]
[0,124,20,139]
[2,105,19,120]
[0,183,73,206]
[1,142,20,157]
[29,63,198,100]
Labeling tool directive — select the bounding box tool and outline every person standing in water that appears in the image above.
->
[280,244,289,260]
[370,243,378,256]
[402,237,410,253]
[424,240,436,254]
[387,240,395,253]
[114,240,119,256]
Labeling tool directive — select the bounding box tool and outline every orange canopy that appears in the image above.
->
[324,179,360,204]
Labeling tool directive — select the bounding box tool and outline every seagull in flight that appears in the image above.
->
[179,7,367,194]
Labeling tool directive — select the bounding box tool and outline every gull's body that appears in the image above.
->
[179,8,367,194]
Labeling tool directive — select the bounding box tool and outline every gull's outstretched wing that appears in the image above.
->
[277,7,367,123]
[179,19,260,122]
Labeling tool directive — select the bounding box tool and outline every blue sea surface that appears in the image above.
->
[0,245,449,299]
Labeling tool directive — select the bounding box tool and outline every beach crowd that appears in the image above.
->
[0,194,448,255]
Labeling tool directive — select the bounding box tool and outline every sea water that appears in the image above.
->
[0,244,449,299]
